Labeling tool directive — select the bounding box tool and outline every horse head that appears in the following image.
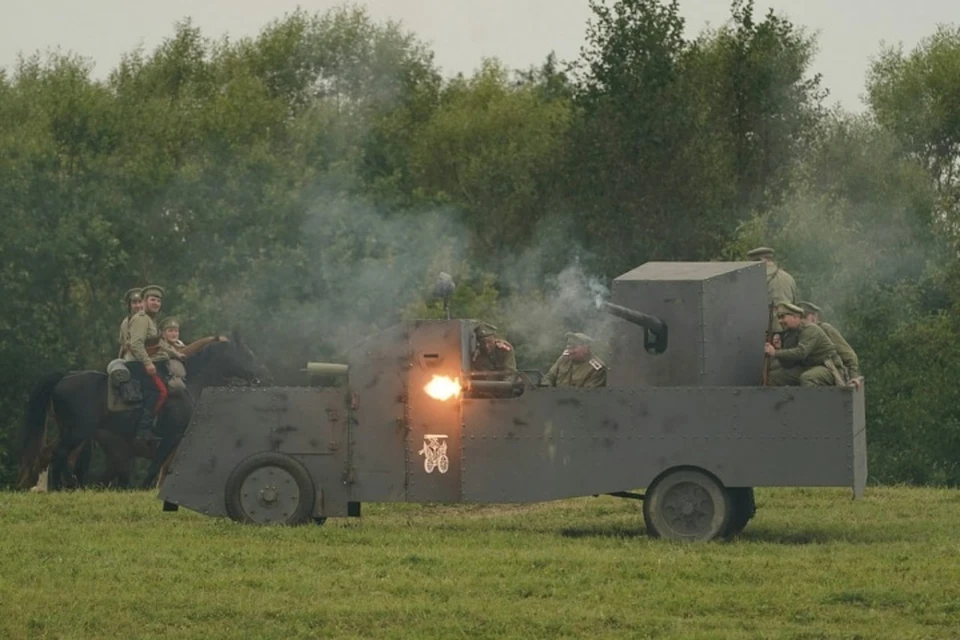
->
[229,328,273,386]
[187,330,272,389]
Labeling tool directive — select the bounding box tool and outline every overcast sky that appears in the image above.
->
[2,1,956,112]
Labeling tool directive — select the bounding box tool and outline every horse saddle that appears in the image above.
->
[105,359,187,413]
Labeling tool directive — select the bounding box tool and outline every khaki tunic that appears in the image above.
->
[769,323,839,387]
[544,353,607,388]
[819,322,860,378]
[767,263,799,331]
[124,311,171,364]
[118,317,132,359]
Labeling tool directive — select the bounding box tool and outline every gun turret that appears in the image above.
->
[599,301,669,354]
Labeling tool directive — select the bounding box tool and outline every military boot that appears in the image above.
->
[134,412,161,443]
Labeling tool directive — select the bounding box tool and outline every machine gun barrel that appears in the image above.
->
[304,362,349,376]
[599,301,666,337]
[469,380,521,393]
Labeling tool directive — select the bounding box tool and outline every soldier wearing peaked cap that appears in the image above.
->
[798,301,861,388]
[763,303,840,387]
[544,332,607,389]
[471,323,517,377]
[118,288,143,359]
[159,316,187,350]
[747,246,798,332]
[124,284,170,441]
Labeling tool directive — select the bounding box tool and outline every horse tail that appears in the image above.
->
[17,372,66,488]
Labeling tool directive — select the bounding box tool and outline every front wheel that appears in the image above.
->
[225,452,316,525]
[643,468,731,542]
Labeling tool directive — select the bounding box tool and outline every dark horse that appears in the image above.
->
[18,334,268,491]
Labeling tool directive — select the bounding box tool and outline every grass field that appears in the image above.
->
[1,487,959,639]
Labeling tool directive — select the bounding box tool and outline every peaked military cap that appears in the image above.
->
[746,247,775,259]
[141,285,165,299]
[565,332,593,347]
[123,287,143,304]
[798,301,822,315]
[778,302,804,317]
[159,316,180,331]
[475,323,498,339]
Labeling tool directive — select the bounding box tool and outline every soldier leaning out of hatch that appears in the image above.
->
[747,246,798,332]
[471,324,517,378]
[798,301,863,390]
[543,332,607,389]
[763,303,844,387]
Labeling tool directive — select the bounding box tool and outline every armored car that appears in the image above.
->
[159,261,867,541]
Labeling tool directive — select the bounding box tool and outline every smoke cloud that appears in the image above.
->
[218,186,624,379]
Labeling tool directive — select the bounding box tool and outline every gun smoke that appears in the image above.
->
[217,186,621,378]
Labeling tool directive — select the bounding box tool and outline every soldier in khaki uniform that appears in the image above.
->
[123,285,174,441]
[798,301,862,388]
[159,316,228,357]
[763,303,840,387]
[159,316,187,352]
[471,324,517,376]
[747,247,798,332]
[118,288,143,359]
[544,332,607,388]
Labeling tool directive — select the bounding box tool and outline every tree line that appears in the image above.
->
[2,0,959,485]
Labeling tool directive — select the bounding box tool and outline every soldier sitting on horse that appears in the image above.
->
[158,317,228,389]
[118,287,143,359]
[107,287,146,404]
[123,285,182,442]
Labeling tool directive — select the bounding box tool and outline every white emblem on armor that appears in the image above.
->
[418,434,450,474]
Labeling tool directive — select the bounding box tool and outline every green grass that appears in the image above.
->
[1,487,959,639]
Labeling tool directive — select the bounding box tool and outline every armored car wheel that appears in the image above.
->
[722,488,756,538]
[643,468,731,542]
[225,452,316,526]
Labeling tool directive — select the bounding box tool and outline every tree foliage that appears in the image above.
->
[868,25,960,241]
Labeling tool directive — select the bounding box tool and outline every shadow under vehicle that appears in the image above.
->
[159,261,867,542]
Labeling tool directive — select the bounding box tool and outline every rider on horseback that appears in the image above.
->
[118,288,143,358]
[159,316,187,350]
[124,285,181,442]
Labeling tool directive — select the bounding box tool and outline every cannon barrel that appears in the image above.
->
[305,362,349,376]
[600,301,667,337]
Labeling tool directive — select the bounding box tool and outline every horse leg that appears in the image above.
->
[49,441,71,491]
[67,442,89,488]
[142,436,174,489]
[95,430,136,489]
[155,445,180,489]
[58,442,82,489]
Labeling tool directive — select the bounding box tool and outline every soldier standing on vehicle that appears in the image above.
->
[124,285,170,442]
[471,324,517,377]
[798,301,862,389]
[763,303,840,387]
[118,288,143,359]
[747,247,798,331]
[544,332,607,388]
